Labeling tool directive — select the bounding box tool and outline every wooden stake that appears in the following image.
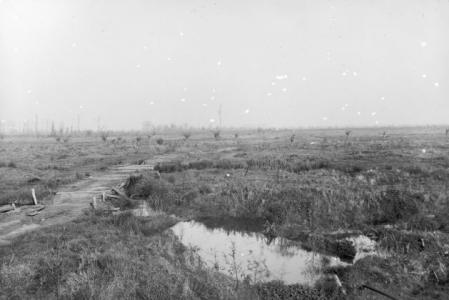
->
[31,188,38,205]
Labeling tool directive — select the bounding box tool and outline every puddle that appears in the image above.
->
[171,221,351,285]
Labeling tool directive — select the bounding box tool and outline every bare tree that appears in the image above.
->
[100,131,109,142]
[344,130,352,145]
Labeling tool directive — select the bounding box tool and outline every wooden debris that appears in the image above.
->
[25,204,45,216]
[31,188,38,205]
[111,187,130,200]
[33,205,45,211]
[361,284,399,300]
[91,197,97,209]
[333,274,346,295]
[0,204,15,213]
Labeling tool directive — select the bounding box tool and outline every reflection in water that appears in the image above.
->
[171,221,348,285]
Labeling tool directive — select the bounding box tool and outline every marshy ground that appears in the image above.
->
[1,127,449,299]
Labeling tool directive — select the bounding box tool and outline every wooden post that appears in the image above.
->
[31,188,38,205]
[92,197,97,209]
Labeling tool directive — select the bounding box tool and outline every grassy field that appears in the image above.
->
[1,127,449,299]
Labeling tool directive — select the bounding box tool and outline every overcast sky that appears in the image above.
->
[0,0,448,130]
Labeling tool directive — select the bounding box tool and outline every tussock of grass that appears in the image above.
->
[0,211,252,299]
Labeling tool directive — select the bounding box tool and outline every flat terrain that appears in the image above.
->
[1,127,449,299]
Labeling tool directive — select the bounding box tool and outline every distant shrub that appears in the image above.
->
[182,132,191,140]
[213,159,246,169]
[55,136,61,142]
[154,161,184,173]
[213,130,220,140]
[188,160,214,170]
[156,138,164,145]
[124,174,170,198]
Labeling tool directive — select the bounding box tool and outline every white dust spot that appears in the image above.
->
[422,149,426,154]
[271,82,276,86]
[217,60,222,67]
[275,75,288,80]
[179,31,184,37]
[281,88,287,93]
[71,42,77,47]
[322,117,328,121]
[209,119,215,123]
[434,82,439,87]
[244,109,250,114]
[136,64,141,68]
[180,98,186,102]
[267,92,272,96]
[420,41,427,48]
[210,96,215,101]
[341,72,347,77]
[357,112,361,116]
[371,112,376,116]
[421,74,427,79]
[202,103,207,107]
[302,76,307,81]
[353,71,358,77]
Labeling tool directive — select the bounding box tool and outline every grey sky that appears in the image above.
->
[1,0,448,130]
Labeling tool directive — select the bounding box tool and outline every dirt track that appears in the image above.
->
[0,154,178,246]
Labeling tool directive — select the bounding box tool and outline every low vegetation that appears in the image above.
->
[1,127,449,299]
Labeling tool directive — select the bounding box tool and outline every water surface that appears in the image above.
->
[171,221,349,285]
